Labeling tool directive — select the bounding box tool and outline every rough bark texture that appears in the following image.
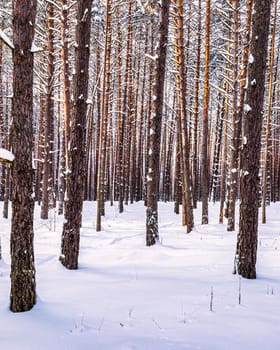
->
[146,0,171,246]
[219,30,231,224]
[261,0,277,224]
[0,35,3,144]
[96,0,112,231]
[173,0,193,232]
[10,0,37,312]
[58,0,72,215]
[227,0,240,231]
[60,0,92,269]
[192,0,201,209]
[40,2,55,220]
[201,0,210,224]
[236,0,271,279]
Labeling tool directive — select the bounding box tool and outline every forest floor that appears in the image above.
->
[0,201,280,350]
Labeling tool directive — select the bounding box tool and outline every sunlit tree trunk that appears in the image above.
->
[117,2,132,213]
[41,2,55,219]
[192,0,201,209]
[219,24,232,224]
[201,0,211,224]
[210,92,223,202]
[261,0,277,224]
[114,6,123,204]
[0,22,4,205]
[96,0,112,231]
[144,19,155,206]
[135,28,149,202]
[129,34,141,204]
[227,0,240,231]
[173,0,193,232]
[58,0,72,215]
[0,33,11,219]
[0,34,3,148]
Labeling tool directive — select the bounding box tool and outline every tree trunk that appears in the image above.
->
[219,26,231,224]
[236,0,271,279]
[227,0,240,231]
[60,0,92,269]
[201,0,211,224]
[135,28,149,202]
[173,0,193,232]
[192,0,201,209]
[261,0,277,224]
[10,0,37,312]
[58,0,72,215]
[41,2,55,219]
[96,0,112,231]
[146,0,171,246]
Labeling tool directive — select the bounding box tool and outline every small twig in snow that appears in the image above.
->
[98,317,104,331]
[210,286,214,312]
[152,318,162,330]
[238,277,242,305]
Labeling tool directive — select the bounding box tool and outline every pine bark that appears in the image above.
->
[146,0,171,246]
[60,0,92,269]
[261,0,277,224]
[135,28,148,202]
[96,0,112,231]
[41,2,55,219]
[201,0,211,224]
[227,0,240,231]
[173,0,193,232]
[58,0,72,215]
[236,0,271,279]
[192,0,201,209]
[10,0,37,312]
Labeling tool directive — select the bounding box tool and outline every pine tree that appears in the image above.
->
[10,0,37,312]
[146,0,171,246]
[60,0,93,269]
[236,0,271,279]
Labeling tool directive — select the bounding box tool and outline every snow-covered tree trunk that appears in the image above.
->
[227,0,241,232]
[192,0,201,210]
[10,0,37,312]
[60,0,92,269]
[236,0,271,279]
[261,0,277,224]
[135,28,149,202]
[96,0,112,232]
[201,0,211,225]
[58,0,72,215]
[173,0,193,232]
[41,2,55,220]
[146,0,171,246]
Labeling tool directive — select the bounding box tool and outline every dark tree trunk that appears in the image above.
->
[146,0,171,246]
[60,0,92,269]
[236,0,271,279]
[10,0,37,312]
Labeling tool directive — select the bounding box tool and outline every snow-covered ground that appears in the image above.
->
[0,201,279,350]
